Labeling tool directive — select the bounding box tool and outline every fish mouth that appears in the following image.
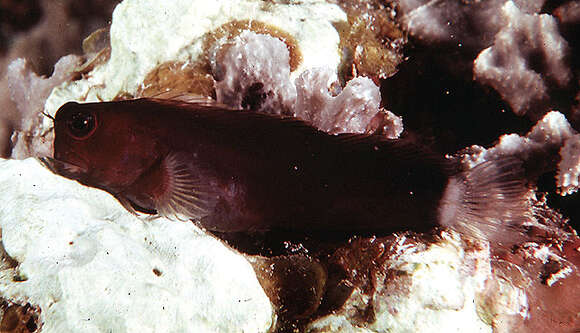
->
[38,157,89,180]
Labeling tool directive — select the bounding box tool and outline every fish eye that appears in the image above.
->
[66,112,97,140]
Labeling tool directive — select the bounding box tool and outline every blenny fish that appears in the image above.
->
[43,98,530,252]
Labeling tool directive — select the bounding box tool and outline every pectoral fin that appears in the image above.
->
[153,152,219,222]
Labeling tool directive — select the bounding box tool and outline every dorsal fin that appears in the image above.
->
[128,97,454,172]
[144,92,228,106]
[332,133,456,173]
[84,97,452,177]
[145,96,238,112]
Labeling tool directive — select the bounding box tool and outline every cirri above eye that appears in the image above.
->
[66,112,97,140]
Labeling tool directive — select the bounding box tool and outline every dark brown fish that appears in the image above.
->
[44,98,530,252]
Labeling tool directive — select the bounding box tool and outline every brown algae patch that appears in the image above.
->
[0,300,42,332]
[140,19,302,98]
[72,28,112,81]
[139,62,216,98]
[204,20,302,73]
[333,0,405,83]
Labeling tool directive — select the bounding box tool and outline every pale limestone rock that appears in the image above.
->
[0,158,274,333]
[474,2,571,115]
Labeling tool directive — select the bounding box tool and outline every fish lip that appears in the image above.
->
[38,156,89,179]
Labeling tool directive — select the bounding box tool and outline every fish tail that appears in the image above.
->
[438,157,531,247]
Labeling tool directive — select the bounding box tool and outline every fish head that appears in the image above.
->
[51,101,166,193]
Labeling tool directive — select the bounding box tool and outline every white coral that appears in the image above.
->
[474,1,571,115]
[0,158,274,333]
[557,135,580,195]
[7,56,81,159]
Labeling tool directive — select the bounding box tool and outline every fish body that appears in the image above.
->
[49,99,529,248]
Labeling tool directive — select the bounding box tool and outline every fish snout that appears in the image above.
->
[38,156,89,180]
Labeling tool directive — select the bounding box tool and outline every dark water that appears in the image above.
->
[381,38,580,232]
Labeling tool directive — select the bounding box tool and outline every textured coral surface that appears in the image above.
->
[1,0,580,332]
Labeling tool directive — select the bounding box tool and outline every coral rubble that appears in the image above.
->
[0,0,579,332]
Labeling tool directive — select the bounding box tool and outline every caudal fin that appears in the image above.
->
[438,157,531,247]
